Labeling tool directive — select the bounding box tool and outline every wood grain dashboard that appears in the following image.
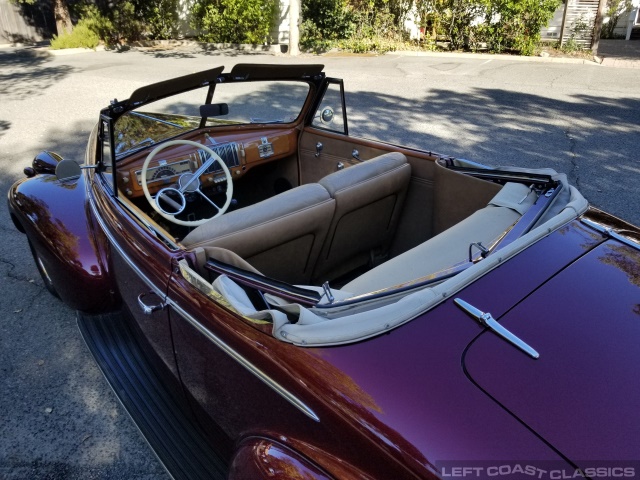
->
[116,128,298,198]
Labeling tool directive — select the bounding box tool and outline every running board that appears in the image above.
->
[77,311,227,480]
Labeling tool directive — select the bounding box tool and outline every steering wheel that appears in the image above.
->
[140,140,233,227]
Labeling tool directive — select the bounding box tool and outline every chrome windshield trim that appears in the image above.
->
[167,298,321,423]
[581,218,640,252]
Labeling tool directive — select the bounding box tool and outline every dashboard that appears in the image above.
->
[116,128,297,198]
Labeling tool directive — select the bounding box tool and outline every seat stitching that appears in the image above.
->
[187,198,335,248]
[326,164,409,196]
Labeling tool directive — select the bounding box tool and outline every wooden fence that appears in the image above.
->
[0,0,53,44]
[560,0,602,47]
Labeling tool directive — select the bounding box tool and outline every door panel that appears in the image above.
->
[93,175,179,380]
[166,268,325,447]
[298,128,395,184]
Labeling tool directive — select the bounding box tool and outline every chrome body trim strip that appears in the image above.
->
[455,298,540,359]
[167,297,320,423]
[581,218,640,251]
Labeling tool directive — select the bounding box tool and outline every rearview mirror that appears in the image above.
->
[200,103,229,117]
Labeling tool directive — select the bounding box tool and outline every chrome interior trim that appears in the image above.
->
[168,298,320,423]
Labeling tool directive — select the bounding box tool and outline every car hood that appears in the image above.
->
[464,239,640,463]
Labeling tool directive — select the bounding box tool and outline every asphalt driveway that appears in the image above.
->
[1,44,639,479]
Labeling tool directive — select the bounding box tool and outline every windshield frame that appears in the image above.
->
[101,64,327,167]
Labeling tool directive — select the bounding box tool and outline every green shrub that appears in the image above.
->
[77,5,114,44]
[50,20,100,49]
[190,0,277,44]
[300,19,336,51]
[415,0,560,55]
[493,0,562,55]
[301,0,355,44]
[135,0,180,39]
[76,0,174,46]
[601,0,633,39]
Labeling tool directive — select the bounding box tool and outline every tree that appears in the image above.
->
[600,0,633,38]
[53,0,73,34]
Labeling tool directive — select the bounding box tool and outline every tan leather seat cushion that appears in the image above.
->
[182,183,335,284]
[342,182,536,295]
[312,152,411,282]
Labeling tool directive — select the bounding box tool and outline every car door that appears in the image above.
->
[165,256,327,450]
[91,118,180,381]
[299,79,403,183]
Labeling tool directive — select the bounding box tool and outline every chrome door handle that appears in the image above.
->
[315,142,323,157]
[137,293,166,315]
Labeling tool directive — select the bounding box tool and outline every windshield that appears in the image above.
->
[114,80,311,159]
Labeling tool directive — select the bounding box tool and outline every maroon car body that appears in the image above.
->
[8,64,640,480]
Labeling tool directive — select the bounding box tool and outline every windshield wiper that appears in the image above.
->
[249,117,284,124]
[116,137,155,157]
[129,111,187,129]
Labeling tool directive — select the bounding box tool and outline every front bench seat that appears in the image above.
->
[311,152,411,283]
[181,183,335,285]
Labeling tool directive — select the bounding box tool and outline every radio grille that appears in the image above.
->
[199,143,240,174]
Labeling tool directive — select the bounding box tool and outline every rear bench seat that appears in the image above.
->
[342,182,538,295]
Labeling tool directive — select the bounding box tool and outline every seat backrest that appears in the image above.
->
[342,182,537,295]
[311,152,411,283]
[182,183,335,285]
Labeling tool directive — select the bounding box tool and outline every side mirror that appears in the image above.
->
[320,107,334,125]
[55,159,82,181]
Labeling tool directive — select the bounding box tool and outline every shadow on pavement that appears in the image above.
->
[0,120,10,139]
[345,87,640,224]
[0,49,75,101]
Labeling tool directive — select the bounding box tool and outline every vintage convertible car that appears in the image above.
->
[8,64,640,479]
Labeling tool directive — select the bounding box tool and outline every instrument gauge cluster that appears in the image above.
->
[135,158,193,186]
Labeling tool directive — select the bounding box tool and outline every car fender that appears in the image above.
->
[8,171,118,312]
[228,437,335,480]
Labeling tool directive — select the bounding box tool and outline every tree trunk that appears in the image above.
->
[591,0,608,54]
[289,0,300,56]
[53,0,73,35]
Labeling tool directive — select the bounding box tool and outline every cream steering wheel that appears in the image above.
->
[140,140,233,227]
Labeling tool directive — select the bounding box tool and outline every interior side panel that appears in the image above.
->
[300,127,444,260]
[389,176,435,258]
[432,161,502,235]
[298,129,392,184]
[232,153,300,207]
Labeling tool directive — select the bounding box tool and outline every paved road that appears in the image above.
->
[1,45,639,479]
